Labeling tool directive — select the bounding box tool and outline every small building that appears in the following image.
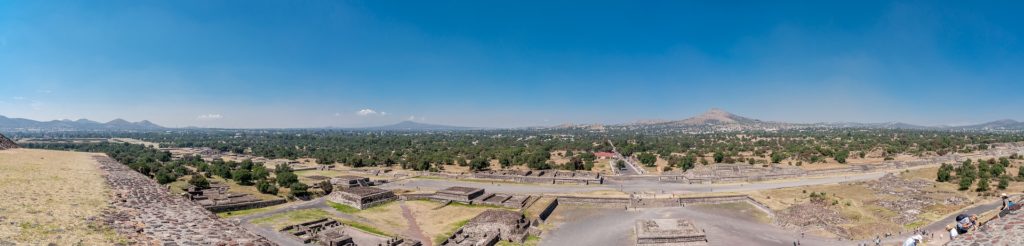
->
[330,175,371,188]
[432,186,485,203]
[327,186,396,209]
[594,152,616,159]
[635,219,708,246]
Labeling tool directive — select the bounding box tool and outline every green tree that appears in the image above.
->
[998,175,1010,190]
[252,165,270,181]
[936,163,953,182]
[276,171,299,187]
[834,150,849,164]
[256,179,278,194]
[770,152,786,164]
[616,160,627,170]
[976,177,990,192]
[959,177,973,191]
[713,152,725,163]
[470,158,490,171]
[319,180,333,195]
[232,169,253,185]
[155,169,176,184]
[189,175,210,190]
[679,154,696,171]
[289,182,310,197]
[637,153,657,167]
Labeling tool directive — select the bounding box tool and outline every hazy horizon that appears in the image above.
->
[2,1,1023,128]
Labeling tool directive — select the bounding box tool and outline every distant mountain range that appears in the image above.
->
[1,111,1021,132]
[609,108,1024,132]
[359,120,476,131]
[0,115,164,131]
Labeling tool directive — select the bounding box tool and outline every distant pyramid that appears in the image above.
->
[0,133,17,150]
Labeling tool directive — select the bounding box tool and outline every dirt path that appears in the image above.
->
[400,201,432,246]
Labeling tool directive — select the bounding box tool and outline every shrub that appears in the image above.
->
[189,175,210,189]
[289,182,310,197]
[257,179,278,195]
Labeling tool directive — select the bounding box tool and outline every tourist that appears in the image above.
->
[902,235,923,246]
[954,214,975,234]
[947,224,958,240]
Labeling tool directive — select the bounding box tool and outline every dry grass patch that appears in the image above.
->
[750,168,986,239]
[343,201,409,235]
[250,208,332,230]
[404,200,505,244]
[0,149,124,244]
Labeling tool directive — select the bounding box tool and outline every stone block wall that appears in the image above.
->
[0,133,17,150]
[94,156,271,245]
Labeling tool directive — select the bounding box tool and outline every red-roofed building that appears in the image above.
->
[594,152,616,159]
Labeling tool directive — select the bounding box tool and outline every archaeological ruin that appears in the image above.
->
[472,169,604,185]
[431,186,485,203]
[279,218,353,245]
[327,186,397,209]
[330,175,373,188]
[440,210,531,246]
[635,219,708,246]
[184,183,287,212]
[94,156,270,245]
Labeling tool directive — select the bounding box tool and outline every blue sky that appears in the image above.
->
[1,1,1022,128]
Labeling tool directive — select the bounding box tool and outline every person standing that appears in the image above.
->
[902,235,923,246]
[947,224,959,240]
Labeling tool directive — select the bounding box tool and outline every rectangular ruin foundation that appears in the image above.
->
[431,186,485,203]
[279,218,353,245]
[185,183,286,212]
[327,186,397,209]
[441,210,531,246]
[330,175,372,188]
[635,219,708,246]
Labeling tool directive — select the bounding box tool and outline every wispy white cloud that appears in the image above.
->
[357,108,380,116]
[36,89,52,94]
[12,96,25,100]
[197,113,223,120]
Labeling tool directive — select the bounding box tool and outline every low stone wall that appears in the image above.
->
[678,195,749,205]
[535,199,559,222]
[205,198,287,213]
[555,196,629,208]
[94,156,271,245]
[399,193,434,201]
[472,173,603,185]
[604,175,662,183]
[553,194,774,217]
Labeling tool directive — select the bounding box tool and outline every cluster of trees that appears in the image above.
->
[19,127,1024,173]
[937,157,1017,192]
[26,142,313,198]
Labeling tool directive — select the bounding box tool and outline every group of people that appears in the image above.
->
[898,193,1019,246]
[944,193,1020,242]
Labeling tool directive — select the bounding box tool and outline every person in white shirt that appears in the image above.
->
[947,224,959,240]
[902,235,923,246]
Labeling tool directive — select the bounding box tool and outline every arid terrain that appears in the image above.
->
[0,149,122,245]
